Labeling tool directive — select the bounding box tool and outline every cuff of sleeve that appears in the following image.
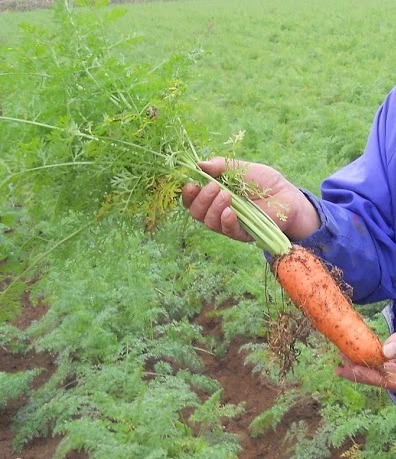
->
[264,189,338,262]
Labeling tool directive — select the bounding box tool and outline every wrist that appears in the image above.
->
[284,189,321,241]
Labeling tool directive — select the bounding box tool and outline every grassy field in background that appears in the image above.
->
[110,0,396,195]
[116,0,396,193]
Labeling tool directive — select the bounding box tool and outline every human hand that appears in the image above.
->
[182,156,320,242]
[336,334,396,391]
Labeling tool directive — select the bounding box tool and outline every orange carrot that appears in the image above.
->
[271,245,386,368]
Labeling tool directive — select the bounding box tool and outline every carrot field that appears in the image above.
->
[1,1,396,458]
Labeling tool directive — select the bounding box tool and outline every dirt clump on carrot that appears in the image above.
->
[271,245,386,368]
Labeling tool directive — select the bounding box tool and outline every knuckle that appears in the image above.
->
[203,213,221,232]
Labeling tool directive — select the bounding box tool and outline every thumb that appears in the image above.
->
[383,334,396,359]
[198,157,228,178]
[199,156,250,178]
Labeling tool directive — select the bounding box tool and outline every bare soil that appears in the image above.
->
[0,291,87,459]
[193,303,354,459]
[0,295,353,459]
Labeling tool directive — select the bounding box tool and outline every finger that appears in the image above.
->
[182,183,201,209]
[203,189,232,232]
[201,189,253,241]
[384,361,396,373]
[188,182,221,222]
[336,362,396,391]
[220,207,253,242]
[198,157,228,178]
[198,157,249,178]
[336,364,387,388]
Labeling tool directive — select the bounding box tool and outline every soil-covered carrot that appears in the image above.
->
[271,245,386,368]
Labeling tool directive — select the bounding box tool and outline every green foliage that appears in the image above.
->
[0,323,28,354]
[0,203,42,321]
[280,316,396,458]
[286,422,333,459]
[9,218,244,456]
[12,356,241,457]
[189,389,244,439]
[0,369,41,409]
[177,369,221,395]
[248,390,298,438]
[220,299,268,342]
[0,0,204,237]
[286,402,396,459]
[151,319,206,372]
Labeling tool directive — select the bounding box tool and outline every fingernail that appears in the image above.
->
[198,160,211,169]
[206,182,219,196]
[383,342,396,359]
[218,190,228,203]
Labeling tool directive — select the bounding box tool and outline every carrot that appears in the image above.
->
[271,245,386,368]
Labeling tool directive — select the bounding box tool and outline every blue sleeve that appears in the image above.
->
[295,86,396,304]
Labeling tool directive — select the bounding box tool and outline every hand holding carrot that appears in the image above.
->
[182,157,321,242]
[336,334,396,391]
[184,157,387,371]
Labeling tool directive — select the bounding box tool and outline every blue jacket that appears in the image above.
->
[296,86,396,305]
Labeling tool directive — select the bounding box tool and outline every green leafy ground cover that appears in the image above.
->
[1,0,396,457]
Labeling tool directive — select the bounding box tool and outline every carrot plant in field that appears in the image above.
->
[0,0,292,258]
[9,220,245,458]
[0,2,253,456]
